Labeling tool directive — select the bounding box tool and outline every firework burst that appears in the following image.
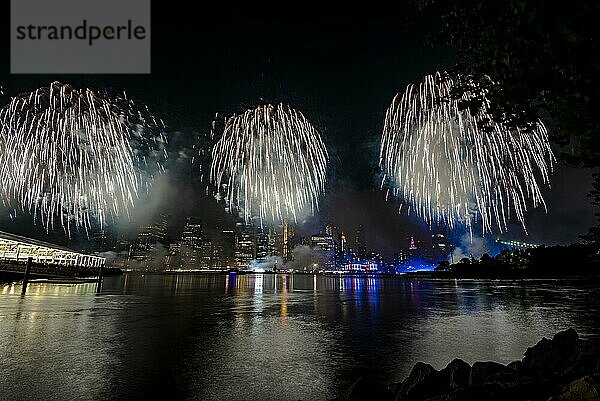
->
[210,104,328,226]
[380,72,554,234]
[0,81,166,235]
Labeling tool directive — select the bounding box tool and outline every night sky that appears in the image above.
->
[0,1,596,257]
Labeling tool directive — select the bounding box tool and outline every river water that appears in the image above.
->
[1,273,599,401]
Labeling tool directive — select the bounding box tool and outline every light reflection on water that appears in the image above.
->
[0,274,599,401]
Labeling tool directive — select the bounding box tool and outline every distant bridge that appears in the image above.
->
[0,230,105,269]
[495,238,539,250]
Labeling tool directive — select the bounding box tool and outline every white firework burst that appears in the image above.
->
[210,104,328,226]
[380,72,554,234]
[0,81,166,235]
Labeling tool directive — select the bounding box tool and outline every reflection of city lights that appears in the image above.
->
[278,276,290,325]
[283,275,289,293]
[1,281,98,297]
[254,274,263,294]
[280,299,288,319]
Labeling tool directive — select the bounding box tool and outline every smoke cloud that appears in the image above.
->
[450,233,492,262]
[249,255,284,271]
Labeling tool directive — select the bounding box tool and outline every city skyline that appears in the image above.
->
[99,210,455,272]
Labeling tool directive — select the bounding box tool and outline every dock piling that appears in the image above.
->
[21,257,32,295]
[96,263,104,292]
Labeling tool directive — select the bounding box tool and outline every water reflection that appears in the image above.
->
[1,274,599,401]
[2,281,99,296]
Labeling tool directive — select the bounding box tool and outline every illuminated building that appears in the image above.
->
[367,251,384,267]
[92,229,111,251]
[165,242,181,269]
[129,214,169,268]
[174,217,232,270]
[310,232,336,270]
[136,213,168,247]
[267,227,278,256]
[338,231,348,265]
[0,230,105,268]
[115,239,132,254]
[406,236,418,264]
[344,260,379,272]
[112,239,133,268]
[181,217,203,248]
[222,229,235,244]
[282,222,294,260]
[326,224,340,237]
[179,217,204,269]
[256,228,270,259]
[235,223,255,268]
[430,233,451,263]
[354,225,367,259]
[212,244,224,268]
[260,223,295,260]
[394,251,409,265]
[220,229,236,267]
[199,240,212,268]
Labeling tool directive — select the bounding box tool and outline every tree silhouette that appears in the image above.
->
[425,0,600,243]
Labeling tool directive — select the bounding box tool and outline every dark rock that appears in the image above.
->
[397,362,437,394]
[494,376,554,401]
[428,383,505,401]
[522,329,581,379]
[554,328,580,346]
[505,383,555,401]
[396,362,450,400]
[427,380,554,401]
[551,374,600,401]
[441,359,471,390]
[564,337,600,381]
[337,376,362,400]
[469,361,513,386]
[522,337,553,373]
[337,375,395,401]
[351,330,600,401]
[507,360,524,373]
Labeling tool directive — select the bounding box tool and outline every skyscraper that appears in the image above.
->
[354,225,366,259]
[235,223,255,268]
[180,217,204,269]
[282,222,294,260]
[311,232,336,270]
[221,229,235,267]
[92,229,111,251]
[181,217,203,248]
[165,242,182,269]
[256,228,270,259]
[430,233,451,263]
[335,232,347,265]
[130,214,169,269]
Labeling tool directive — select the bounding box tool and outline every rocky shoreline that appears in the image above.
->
[338,329,600,400]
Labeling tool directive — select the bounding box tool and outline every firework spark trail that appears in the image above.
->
[380,72,554,234]
[0,81,166,236]
[210,104,328,227]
